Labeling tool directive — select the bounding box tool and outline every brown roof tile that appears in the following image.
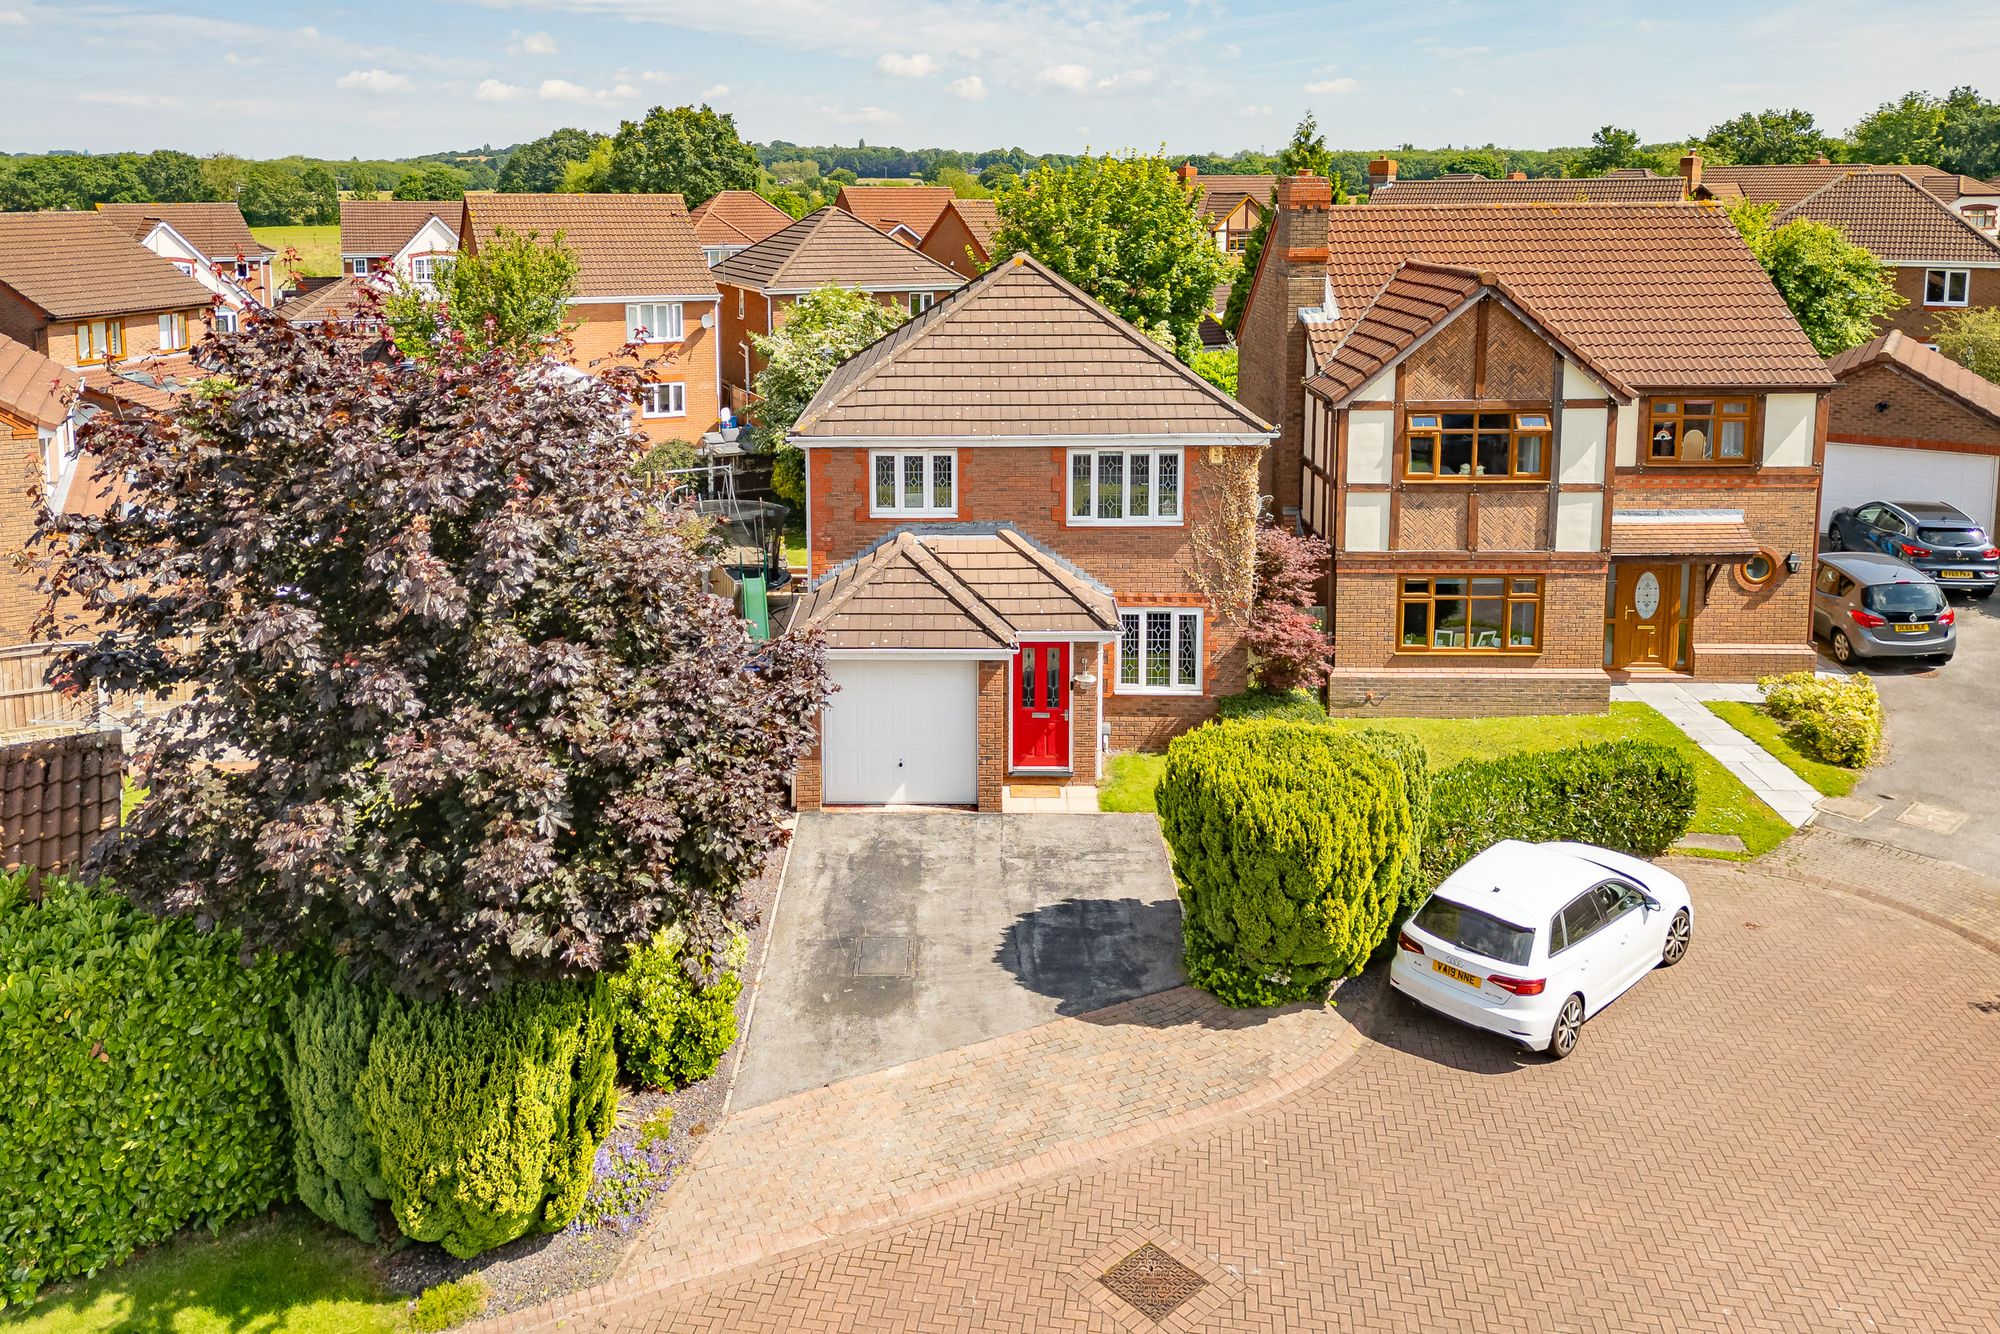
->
[794,252,1277,440]
[460,193,715,299]
[1298,204,1832,392]
[1608,510,1761,558]
[1192,174,1276,223]
[1775,170,2000,265]
[274,273,381,324]
[1828,329,2000,428]
[713,207,965,294]
[339,199,467,258]
[0,212,213,321]
[95,201,272,259]
[1701,162,1999,208]
[936,198,999,252]
[690,190,797,248]
[0,331,79,429]
[84,354,203,416]
[1375,175,1687,204]
[834,185,958,240]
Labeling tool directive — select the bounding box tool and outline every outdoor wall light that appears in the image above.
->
[1073,671,1098,687]
[1785,551,1803,574]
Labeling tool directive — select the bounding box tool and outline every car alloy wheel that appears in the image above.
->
[1547,994,1583,1060]
[1661,909,1691,966]
[1827,525,1844,551]
[1831,629,1854,664]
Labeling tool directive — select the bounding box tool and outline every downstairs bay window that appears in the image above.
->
[1398,575,1542,653]
[1117,608,1202,693]
[1069,447,1182,523]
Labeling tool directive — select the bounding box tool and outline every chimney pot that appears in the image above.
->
[1812,155,1830,165]
[1678,150,1703,192]
[1177,162,1198,184]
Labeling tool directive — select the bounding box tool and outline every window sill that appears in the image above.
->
[1113,684,1204,697]
[1066,516,1185,527]
[869,508,959,521]
[1401,476,1550,485]
[1392,648,1543,658]
[641,412,689,421]
[1921,302,1971,310]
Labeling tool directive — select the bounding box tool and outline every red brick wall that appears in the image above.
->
[564,300,721,445]
[918,212,986,279]
[719,282,770,394]
[0,287,44,351]
[1829,361,2000,453]
[976,660,1006,811]
[1326,668,1611,717]
[1235,176,1332,520]
[1885,266,2000,341]
[0,420,44,643]
[1331,567,1607,673]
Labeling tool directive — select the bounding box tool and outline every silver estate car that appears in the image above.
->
[1812,551,1956,665]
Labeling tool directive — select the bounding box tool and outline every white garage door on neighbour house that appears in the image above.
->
[821,659,979,806]
[1822,442,1999,533]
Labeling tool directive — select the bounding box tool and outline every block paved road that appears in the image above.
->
[571,854,2000,1334]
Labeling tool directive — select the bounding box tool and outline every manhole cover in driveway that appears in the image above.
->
[1896,802,1967,835]
[1100,1243,1206,1321]
[855,936,915,977]
[1063,1225,1244,1330]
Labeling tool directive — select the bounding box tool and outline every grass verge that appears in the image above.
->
[1705,699,1859,797]
[1099,701,1793,859]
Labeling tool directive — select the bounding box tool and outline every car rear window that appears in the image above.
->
[1919,526,1985,548]
[1412,895,1535,966]
[1863,582,1946,615]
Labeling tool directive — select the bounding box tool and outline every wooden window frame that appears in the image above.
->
[1739,549,1779,587]
[1963,205,1997,233]
[1644,396,1758,467]
[1116,607,1203,695]
[1402,408,1552,482]
[1397,573,1544,655]
[1067,446,1185,525]
[1924,268,1971,308]
[75,319,123,366]
[868,448,958,518]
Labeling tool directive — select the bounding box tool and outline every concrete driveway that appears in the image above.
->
[731,811,1183,1109]
[1813,584,2000,873]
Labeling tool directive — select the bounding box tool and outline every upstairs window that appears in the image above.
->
[1405,411,1550,480]
[1117,608,1202,694]
[214,309,238,334]
[1925,269,1971,307]
[408,254,444,285]
[1069,447,1183,523]
[870,450,956,517]
[347,257,371,276]
[75,319,122,365]
[625,301,685,343]
[157,312,189,352]
[909,292,935,315]
[1963,205,1997,233]
[1648,398,1753,465]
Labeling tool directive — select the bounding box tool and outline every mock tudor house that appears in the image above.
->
[1823,330,2000,533]
[917,197,998,278]
[833,185,957,246]
[690,190,797,267]
[1177,167,1276,254]
[786,253,1276,811]
[339,199,465,282]
[713,207,964,409]
[96,201,275,322]
[458,192,722,445]
[1237,177,1833,714]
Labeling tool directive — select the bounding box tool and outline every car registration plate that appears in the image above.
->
[1939,570,1974,580]
[1432,960,1482,987]
[1895,623,1930,633]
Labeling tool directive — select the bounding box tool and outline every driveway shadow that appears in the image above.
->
[1340,963,1542,1075]
[992,896,1186,1019]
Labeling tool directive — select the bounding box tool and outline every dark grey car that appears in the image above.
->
[1812,551,1956,665]
[1826,500,1999,597]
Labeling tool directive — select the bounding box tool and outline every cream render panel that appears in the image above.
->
[1346,410,1396,485]
[1561,361,1608,400]
[1554,492,1602,552]
[1357,366,1396,402]
[1763,393,1817,468]
[1615,405,1639,468]
[1345,492,1391,551]
[1558,406,1607,485]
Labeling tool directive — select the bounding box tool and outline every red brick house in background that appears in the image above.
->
[460,193,722,447]
[0,333,83,641]
[917,198,999,278]
[1237,177,1832,714]
[1823,330,2000,533]
[690,190,797,267]
[1698,159,2000,233]
[96,201,276,320]
[832,184,956,246]
[786,253,1276,811]
[713,207,963,414]
[339,199,465,281]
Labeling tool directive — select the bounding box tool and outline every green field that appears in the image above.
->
[250,224,341,279]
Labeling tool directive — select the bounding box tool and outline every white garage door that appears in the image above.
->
[821,659,978,805]
[1822,442,1999,532]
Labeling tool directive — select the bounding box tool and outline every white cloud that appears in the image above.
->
[78,90,182,109]
[1237,103,1273,118]
[639,69,673,82]
[222,51,263,67]
[1095,68,1155,91]
[0,10,25,26]
[1039,63,1092,91]
[821,104,898,125]
[537,78,640,102]
[513,30,558,55]
[1303,77,1360,95]
[700,83,731,99]
[875,52,939,78]
[476,79,522,101]
[337,68,414,93]
[949,74,988,101]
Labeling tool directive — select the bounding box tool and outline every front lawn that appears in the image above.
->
[1705,700,1860,797]
[3,1213,400,1334]
[1100,702,1793,858]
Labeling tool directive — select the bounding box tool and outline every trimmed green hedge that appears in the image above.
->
[1159,720,1427,1005]
[1420,740,1696,888]
[608,924,746,1089]
[0,874,295,1306]
[1214,687,1331,725]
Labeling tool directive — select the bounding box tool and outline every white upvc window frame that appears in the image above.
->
[347,257,372,276]
[214,309,238,334]
[1924,268,1971,307]
[1116,607,1203,695]
[157,311,189,352]
[625,301,686,343]
[640,382,687,419]
[1067,446,1185,525]
[408,253,445,285]
[910,291,935,315]
[868,448,958,518]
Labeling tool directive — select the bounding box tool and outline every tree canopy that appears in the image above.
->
[36,315,827,1003]
[1727,200,1905,355]
[605,104,759,206]
[384,227,580,362]
[393,162,470,201]
[1701,108,1834,165]
[1932,307,2000,384]
[752,286,909,506]
[499,128,607,193]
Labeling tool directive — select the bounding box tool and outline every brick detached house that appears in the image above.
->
[1699,159,2000,235]
[459,193,722,446]
[786,253,1276,811]
[1823,330,2000,532]
[0,333,82,641]
[96,201,276,322]
[832,185,957,246]
[713,207,964,410]
[1177,166,1276,254]
[690,189,797,267]
[339,199,465,280]
[1237,177,1833,714]
[917,198,999,278]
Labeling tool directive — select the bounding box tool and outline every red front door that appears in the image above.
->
[1011,642,1071,770]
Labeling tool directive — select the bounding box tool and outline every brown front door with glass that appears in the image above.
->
[1612,564,1681,670]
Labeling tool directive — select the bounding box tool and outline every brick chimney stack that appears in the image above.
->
[1506,170,1527,181]
[1677,150,1703,194]
[1811,155,1831,165]
[1176,162,1198,187]
[1234,172,1332,517]
[1367,157,1398,190]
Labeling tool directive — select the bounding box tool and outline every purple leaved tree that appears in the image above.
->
[1244,524,1332,692]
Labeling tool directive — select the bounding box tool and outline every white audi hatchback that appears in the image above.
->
[1389,839,1693,1059]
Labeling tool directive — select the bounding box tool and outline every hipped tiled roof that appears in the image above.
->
[690,190,797,248]
[1702,162,1999,208]
[96,202,271,259]
[1775,170,2000,265]
[84,354,202,416]
[835,185,957,240]
[788,526,1120,651]
[0,212,213,320]
[712,207,965,293]
[1299,204,1832,392]
[340,199,465,257]
[1193,174,1276,223]
[461,193,715,299]
[275,273,380,324]
[1828,329,2000,428]
[794,252,1276,439]
[0,332,79,429]
[1608,510,1761,558]
[1375,175,1687,204]
[936,197,999,252]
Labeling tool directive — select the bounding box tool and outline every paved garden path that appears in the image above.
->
[1614,680,1823,826]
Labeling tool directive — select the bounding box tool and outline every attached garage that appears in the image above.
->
[1821,442,1998,532]
[820,659,978,806]
[1824,332,2000,537]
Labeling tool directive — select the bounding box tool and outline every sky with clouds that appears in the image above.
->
[5,0,2000,159]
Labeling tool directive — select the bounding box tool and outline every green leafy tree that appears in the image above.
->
[200,153,251,205]
[393,161,469,201]
[1280,112,1336,179]
[561,137,617,192]
[499,128,606,193]
[299,164,340,225]
[751,286,909,506]
[1222,117,1351,336]
[930,165,991,198]
[1438,147,1509,178]
[0,154,148,210]
[1940,86,2000,178]
[977,162,1019,192]
[138,149,210,202]
[826,167,859,187]
[1932,306,2000,383]
[384,227,580,362]
[237,162,309,225]
[1576,125,1643,175]
[347,165,382,199]
[1850,90,1947,164]
[1727,200,1905,355]
[1701,108,1834,165]
[992,151,1229,361]
[1190,348,1237,395]
[605,103,759,207]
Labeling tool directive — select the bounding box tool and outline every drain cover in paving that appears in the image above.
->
[1100,1244,1206,1321]
[1817,796,1881,823]
[1896,802,1967,835]
[854,936,915,977]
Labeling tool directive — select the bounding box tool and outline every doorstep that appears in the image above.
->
[1002,783,1101,813]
